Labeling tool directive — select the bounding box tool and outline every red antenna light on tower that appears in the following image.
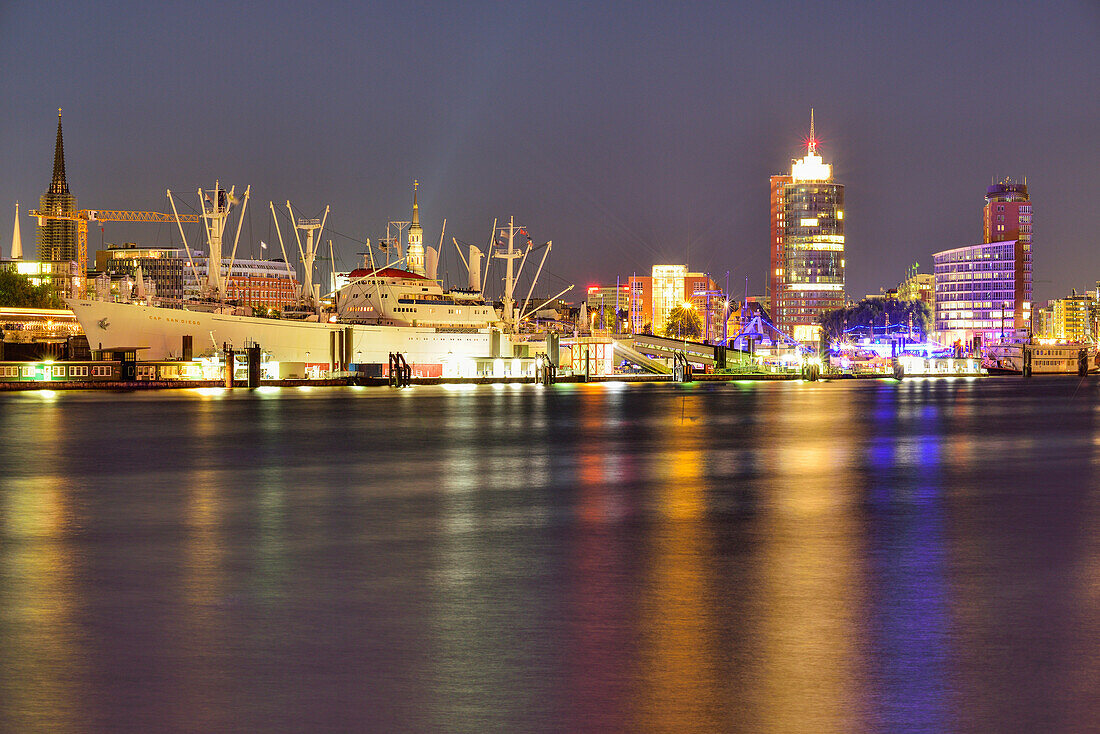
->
[807,108,818,155]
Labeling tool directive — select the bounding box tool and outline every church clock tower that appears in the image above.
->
[406,180,426,276]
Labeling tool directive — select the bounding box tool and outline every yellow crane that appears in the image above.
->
[27,208,203,294]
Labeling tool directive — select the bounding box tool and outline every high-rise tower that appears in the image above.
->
[406,180,425,276]
[770,111,845,341]
[934,178,1033,343]
[37,109,78,262]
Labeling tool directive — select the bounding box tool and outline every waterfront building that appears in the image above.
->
[625,266,722,337]
[897,272,935,307]
[0,306,84,360]
[1053,295,1092,342]
[0,258,82,300]
[984,180,1032,247]
[185,256,300,309]
[585,284,629,330]
[770,112,845,342]
[651,264,688,335]
[933,180,1033,345]
[933,240,1028,344]
[1033,301,1056,338]
[627,275,653,333]
[37,110,79,263]
[94,243,185,300]
[768,173,791,319]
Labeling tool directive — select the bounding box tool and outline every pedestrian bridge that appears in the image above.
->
[616,335,751,373]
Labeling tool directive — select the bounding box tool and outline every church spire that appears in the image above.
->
[406,179,425,276]
[50,108,70,196]
[10,201,22,259]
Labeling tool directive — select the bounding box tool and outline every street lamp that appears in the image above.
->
[679,301,693,340]
[723,299,731,346]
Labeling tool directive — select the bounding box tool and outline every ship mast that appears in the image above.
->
[495,216,524,331]
[287,203,329,311]
[168,180,249,301]
[200,182,232,299]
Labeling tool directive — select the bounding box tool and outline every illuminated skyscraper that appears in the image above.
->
[984,179,1032,325]
[37,109,78,262]
[933,179,1033,343]
[770,111,845,342]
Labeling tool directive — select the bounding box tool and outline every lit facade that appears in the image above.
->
[933,180,1033,344]
[0,258,81,299]
[769,173,790,318]
[771,114,845,342]
[1053,296,1091,342]
[628,275,653,333]
[95,244,186,300]
[406,181,425,277]
[186,256,300,309]
[933,240,1029,343]
[897,273,935,306]
[651,264,687,335]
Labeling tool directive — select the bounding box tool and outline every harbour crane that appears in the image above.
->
[27,208,203,294]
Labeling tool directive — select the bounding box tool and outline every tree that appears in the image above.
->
[661,304,703,339]
[0,270,64,309]
[818,297,933,342]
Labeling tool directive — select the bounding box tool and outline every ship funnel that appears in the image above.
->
[425,246,439,281]
[468,246,482,291]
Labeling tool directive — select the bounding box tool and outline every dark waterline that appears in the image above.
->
[2,378,1099,733]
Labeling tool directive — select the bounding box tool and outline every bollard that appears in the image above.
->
[246,344,261,388]
[224,345,235,388]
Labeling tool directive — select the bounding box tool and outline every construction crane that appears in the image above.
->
[27,208,203,294]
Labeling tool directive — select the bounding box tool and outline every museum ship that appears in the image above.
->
[67,181,558,377]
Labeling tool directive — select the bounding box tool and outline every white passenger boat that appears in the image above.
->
[982,342,1097,375]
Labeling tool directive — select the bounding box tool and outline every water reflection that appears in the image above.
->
[737,386,871,732]
[0,381,1099,730]
[0,402,85,733]
[635,402,719,731]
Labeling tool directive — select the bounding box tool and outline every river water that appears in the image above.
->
[1,378,1099,732]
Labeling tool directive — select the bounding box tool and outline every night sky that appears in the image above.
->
[2,1,1097,303]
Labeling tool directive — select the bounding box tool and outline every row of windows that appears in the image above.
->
[0,365,112,377]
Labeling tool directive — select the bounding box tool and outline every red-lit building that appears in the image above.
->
[628,275,653,333]
[585,283,629,330]
[769,173,791,319]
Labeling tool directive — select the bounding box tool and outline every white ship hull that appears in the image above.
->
[68,299,503,372]
[983,342,1097,374]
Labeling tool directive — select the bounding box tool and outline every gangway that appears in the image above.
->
[631,334,728,367]
[613,340,672,374]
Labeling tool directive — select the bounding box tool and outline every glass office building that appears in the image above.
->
[933,240,1030,344]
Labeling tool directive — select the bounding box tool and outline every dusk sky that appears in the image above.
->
[2,0,1097,303]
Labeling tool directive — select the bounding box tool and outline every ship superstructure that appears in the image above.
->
[67,178,567,377]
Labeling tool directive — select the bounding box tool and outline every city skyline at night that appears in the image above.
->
[1,2,1097,305]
